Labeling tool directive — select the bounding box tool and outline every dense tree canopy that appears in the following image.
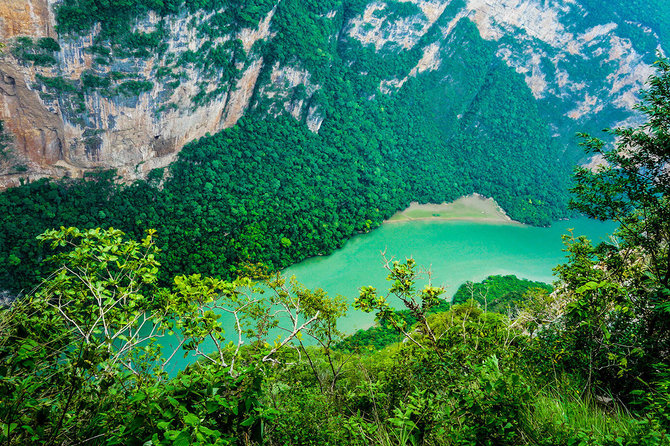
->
[3,58,670,439]
[552,57,670,397]
[2,3,669,443]
[0,0,578,294]
[451,275,553,314]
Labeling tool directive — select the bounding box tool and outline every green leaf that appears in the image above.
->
[183,413,200,426]
[576,281,599,294]
[173,431,191,446]
[198,426,219,437]
[130,391,146,403]
[240,417,256,427]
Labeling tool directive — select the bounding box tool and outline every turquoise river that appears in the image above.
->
[163,217,617,373]
[283,217,617,334]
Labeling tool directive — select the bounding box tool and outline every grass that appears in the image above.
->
[523,380,637,444]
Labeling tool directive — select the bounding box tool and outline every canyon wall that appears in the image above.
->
[0,0,662,187]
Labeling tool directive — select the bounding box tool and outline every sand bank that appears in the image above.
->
[385,194,518,224]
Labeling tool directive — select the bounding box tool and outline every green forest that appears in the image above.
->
[338,275,552,352]
[451,275,553,314]
[0,0,574,295]
[1,57,670,445]
[1,0,669,444]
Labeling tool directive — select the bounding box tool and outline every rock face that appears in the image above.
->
[0,0,54,40]
[0,62,63,164]
[0,0,663,187]
[350,0,659,140]
[462,0,657,123]
[0,2,288,187]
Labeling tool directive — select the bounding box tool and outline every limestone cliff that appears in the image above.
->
[0,1,285,187]
[0,0,663,187]
[348,0,660,142]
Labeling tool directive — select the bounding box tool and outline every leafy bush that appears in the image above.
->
[11,36,59,67]
[117,80,154,96]
[452,275,553,314]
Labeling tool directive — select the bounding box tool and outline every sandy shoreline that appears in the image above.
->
[384,194,520,225]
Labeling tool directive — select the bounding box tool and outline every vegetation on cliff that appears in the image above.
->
[8,0,575,205]
[0,11,574,294]
[0,33,574,293]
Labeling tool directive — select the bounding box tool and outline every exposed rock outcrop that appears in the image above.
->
[0,2,291,184]
[0,0,54,40]
[0,0,664,187]
[352,0,658,128]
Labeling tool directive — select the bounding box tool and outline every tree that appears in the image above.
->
[355,256,445,350]
[555,57,670,397]
[0,227,172,444]
[0,227,343,445]
[571,57,670,291]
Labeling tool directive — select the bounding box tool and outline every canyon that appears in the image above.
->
[0,0,662,188]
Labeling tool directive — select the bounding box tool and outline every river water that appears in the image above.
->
[283,217,617,334]
[163,217,616,373]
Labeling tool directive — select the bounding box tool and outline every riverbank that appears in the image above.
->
[385,194,518,224]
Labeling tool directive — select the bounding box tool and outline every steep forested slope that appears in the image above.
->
[0,3,669,444]
[0,0,660,179]
[0,0,665,293]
